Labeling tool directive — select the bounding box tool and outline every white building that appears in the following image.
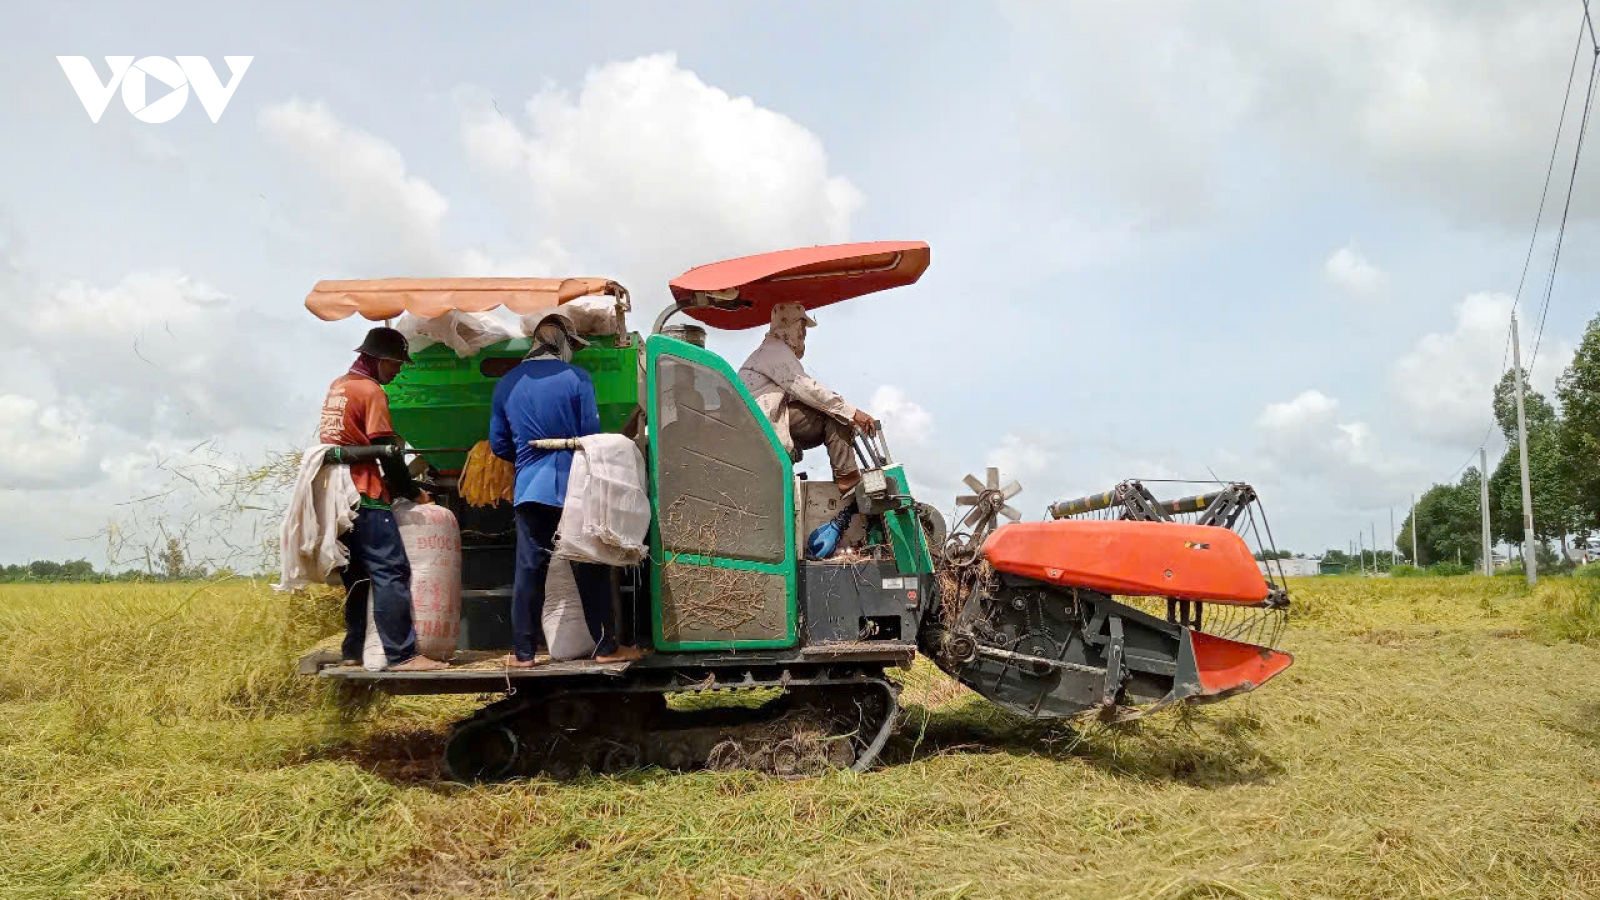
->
[1258,557,1321,577]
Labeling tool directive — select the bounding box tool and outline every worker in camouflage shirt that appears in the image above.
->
[738,303,878,493]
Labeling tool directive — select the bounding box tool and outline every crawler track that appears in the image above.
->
[443,664,900,781]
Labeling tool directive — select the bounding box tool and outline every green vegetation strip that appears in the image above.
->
[1,577,1598,899]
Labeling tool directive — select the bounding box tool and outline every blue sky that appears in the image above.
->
[3,0,1598,566]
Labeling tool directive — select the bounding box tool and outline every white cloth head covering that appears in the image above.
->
[770,302,816,357]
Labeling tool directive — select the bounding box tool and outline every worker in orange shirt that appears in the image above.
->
[320,326,448,672]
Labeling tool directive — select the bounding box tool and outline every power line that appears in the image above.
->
[1430,10,1592,490]
[1511,16,1588,323]
[1529,48,1600,375]
[1443,426,1501,484]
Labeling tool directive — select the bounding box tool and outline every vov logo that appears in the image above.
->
[57,56,253,124]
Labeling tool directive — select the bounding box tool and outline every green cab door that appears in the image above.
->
[646,335,798,651]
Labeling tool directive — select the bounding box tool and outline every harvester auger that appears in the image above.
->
[298,241,1292,781]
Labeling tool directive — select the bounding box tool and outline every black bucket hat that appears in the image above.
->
[355,326,413,363]
[528,306,591,350]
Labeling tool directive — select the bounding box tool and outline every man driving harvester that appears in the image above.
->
[321,326,448,672]
[739,302,878,493]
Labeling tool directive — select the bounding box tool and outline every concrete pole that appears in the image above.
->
[1411,494,1420,566]
[1358,531,1366,576]
[1511,313,1538,585]
[1480,445,1493,576]
[1390,507,1396,571]
[1371,522,1378,572]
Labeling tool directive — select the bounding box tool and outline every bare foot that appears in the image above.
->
[836,474,861,493]
[498,654,540,669]
[390,655,449,672]
[340,659,360,668]
[594,644,645,663]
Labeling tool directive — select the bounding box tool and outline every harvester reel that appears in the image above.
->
[953,467,1022,548]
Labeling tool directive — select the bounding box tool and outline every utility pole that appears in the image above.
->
[1371,521,1378,573]
[1358,531,1366,576]
[1389,508,1396,571]
[1511,313,1538,585]
[1481,445,1493,576]
[1411,494,1420,566]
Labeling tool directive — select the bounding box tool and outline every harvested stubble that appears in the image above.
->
[2,576,1599,899]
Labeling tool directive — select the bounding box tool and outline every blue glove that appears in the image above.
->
[806,520,843,560]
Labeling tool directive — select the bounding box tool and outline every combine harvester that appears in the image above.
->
[299,241,1293,779]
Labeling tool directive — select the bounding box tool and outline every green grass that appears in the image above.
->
[2,577,1599,899]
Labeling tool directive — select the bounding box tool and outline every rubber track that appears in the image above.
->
[444,665,900,781]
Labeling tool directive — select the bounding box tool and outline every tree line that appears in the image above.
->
[0,560,231,583]
[1397,311,1600,569]
[1,540,230,583]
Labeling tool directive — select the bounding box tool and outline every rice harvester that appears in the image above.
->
[298,241,1293,780]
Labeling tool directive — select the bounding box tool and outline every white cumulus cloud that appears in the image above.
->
[986,434,1056,484]
[3,270,299,440]
[1393,293,1572,445]
[260,99,453,273]
[0,394,100,488]
[1003,1,1587,227]
[462,53,864,309]
[867,385,933,447]
[1325,242,1386,296]
[1257,389,1415,508]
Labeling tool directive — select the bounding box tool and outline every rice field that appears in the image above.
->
[1,575,1598,899]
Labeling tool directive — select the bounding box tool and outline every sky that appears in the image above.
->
[4,0,1600,567]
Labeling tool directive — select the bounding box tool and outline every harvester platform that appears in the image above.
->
[299,642,917,694]
[298,640,911,780]
[298,646,635,694]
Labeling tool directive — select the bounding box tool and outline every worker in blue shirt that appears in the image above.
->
[489,307,643,666]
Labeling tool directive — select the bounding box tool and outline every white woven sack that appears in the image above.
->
[553,436,650,566]
[541,560,596,660]
[362,591,385,671]
[396,310,516,357]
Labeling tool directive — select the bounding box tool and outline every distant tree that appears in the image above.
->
[1254,549,1293,561]
[0,558,102,583]
[1559,312,1600,540]
[162,539,184,582]
[26,560,65,581]
[1494,368,1557,436]
[1491,369,1580,557]
[1400,469,1486,567]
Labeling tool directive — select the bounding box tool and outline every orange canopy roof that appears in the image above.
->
[669,241,930,330]
[304,277,626,321]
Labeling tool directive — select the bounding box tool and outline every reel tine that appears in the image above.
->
[956,503,992,533]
